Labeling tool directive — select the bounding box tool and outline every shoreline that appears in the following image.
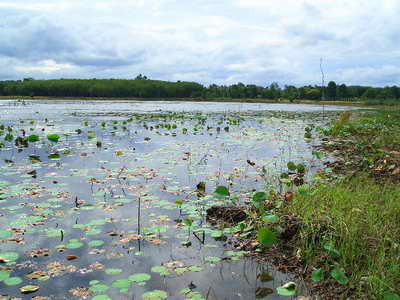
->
[0,95,365,106]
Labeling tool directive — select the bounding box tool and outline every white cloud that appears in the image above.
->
[0,0,399,86]
[15,60,76,74]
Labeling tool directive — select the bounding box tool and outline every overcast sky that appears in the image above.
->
[1,0,399,86]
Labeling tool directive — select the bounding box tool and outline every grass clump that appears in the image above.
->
[288,178,400,299]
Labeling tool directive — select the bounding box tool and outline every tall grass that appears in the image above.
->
[288,178,400,298]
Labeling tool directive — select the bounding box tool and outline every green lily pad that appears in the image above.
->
[105,268,122,275]
[90,284,110,293]
[151,266,169,276]
[92,295,112,300]
[205,256,221,263]
[128,273,151,283]
[27,135,39,142]
[142,290,168,300]
[4,276,23,286]
[0,252,19,262]
[85,228,102,235]
[47,134,60,143]
[111,279,130,289]
[65,239,84,249]
[0,270,11,281]
[20,285,40,294]
[0,230,12,239]
[89,240,104,247]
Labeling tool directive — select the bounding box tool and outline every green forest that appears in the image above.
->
[0,76,399,102]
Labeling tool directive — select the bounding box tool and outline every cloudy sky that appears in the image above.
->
[1,0,399,86]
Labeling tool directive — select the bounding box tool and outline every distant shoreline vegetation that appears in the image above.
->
[0,76,399,103]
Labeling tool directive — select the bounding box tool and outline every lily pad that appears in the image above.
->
[105,268,122,275]
[92,295,112,300]
[204,256,221,263]
[90,284,109,293]
[89,240,104,247]
[20,285,40,294]
[142,290,168,300]
[111,279,130,289]
[0,270,11,281]
[276,282,297,296]
[128,273,151,283]
[0,230,12,239]
[4,276,23,286]
[151,266,169,276]
[0,252,19,263]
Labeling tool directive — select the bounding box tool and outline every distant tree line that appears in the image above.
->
[0,77,203,98]
[0,77,399,101]
[202,81,400,101]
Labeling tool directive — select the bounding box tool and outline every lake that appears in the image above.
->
[0,100,355,299]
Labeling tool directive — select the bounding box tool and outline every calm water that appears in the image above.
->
[0,100,355,299]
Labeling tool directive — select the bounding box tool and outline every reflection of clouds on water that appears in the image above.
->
[0,100,348,299]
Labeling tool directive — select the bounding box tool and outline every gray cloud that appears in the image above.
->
[0,0,399,86]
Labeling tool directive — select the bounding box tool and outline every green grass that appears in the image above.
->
[285,109,400,299]
[288,177,400,299]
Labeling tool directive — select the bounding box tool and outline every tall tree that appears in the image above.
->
[326,81,337,100]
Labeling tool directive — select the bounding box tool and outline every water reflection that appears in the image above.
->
[0,100,352,299]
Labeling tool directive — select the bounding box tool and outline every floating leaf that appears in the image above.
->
[105,268,122,275]
[214,186,229,197]
[90,284,109,293]
[47,134,60,143]
[4,276,23,286]
[92,295,112,300]
[128,273,151,283]
[0,230,12,239]
[111,279,130,289]
[0,270,11,281]
[88,240,104,247]
[48,153,60,160]
[27,135,39,142]
[85,228,102,235]
[142,290,168,300]
[65,239,84,249]
[20,285,39,294]
[0,252,19,263]
[205,256,221,263]
[151,266,169,276]
[277,282,297,296]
